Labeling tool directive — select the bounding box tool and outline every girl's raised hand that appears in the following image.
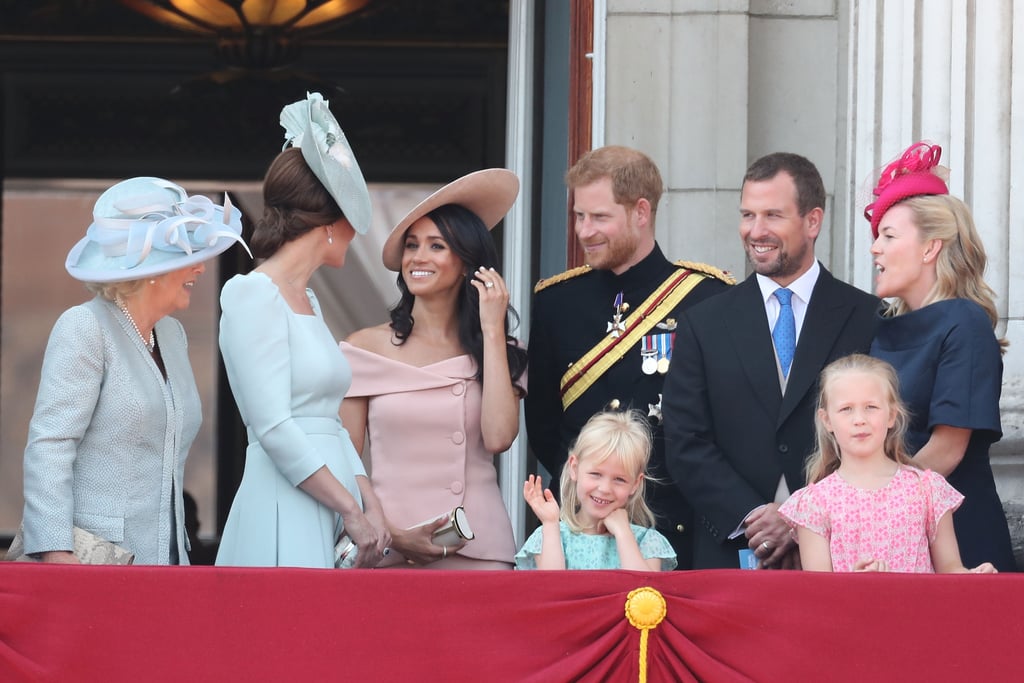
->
[471,267,509,335]
[523,474,560,524]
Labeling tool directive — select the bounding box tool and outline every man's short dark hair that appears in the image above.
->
[743,152,825,216]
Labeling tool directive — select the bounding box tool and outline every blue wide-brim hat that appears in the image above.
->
[280,92,372,236]
[381,168,520,271]
[65,177,251,283]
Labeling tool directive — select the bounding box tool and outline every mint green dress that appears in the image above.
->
[515,522,677,570]
[216,273,366,567]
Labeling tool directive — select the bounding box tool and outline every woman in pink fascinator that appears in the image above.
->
[866,141,1015,571]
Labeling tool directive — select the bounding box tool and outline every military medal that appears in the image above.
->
[656,333,671,374]
[648,393,663,425]
[656,318,677,331]
[606,291,628,338]
[640,335,658,375]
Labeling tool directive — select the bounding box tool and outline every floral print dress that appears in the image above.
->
[779,466,963,573]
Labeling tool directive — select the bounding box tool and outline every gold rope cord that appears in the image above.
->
[624,586,667,683]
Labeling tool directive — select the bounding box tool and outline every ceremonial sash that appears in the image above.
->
[559,269,707,410]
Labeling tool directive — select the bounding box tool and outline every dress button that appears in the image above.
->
[452,431,465,445]
[452,382,465,396]
[675,524,685,533]
[451,481,464,494]
[778,443,789,453]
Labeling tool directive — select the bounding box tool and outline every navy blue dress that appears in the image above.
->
[871,298,1015,571]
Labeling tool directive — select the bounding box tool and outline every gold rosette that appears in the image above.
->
[625,587,667,683]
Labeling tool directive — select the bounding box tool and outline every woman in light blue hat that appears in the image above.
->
[20,177,249,565]
[216,93,391,568]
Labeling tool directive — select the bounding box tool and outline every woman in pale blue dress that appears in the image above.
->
[216,93,390,568]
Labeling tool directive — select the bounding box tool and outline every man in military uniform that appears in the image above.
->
[525,145,732,569]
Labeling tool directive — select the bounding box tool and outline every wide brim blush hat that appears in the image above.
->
[381,168,520,271]
[65,176,251,283]
[280,91,372,236]
[864,141,949,238]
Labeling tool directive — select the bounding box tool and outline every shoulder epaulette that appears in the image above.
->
[533,265,593,293]
[674,260,736,285]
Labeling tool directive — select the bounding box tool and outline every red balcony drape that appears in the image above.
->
[0,564,1018,682]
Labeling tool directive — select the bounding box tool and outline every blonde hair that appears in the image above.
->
[804,354,917,484]
[886,194,1007,352]
[560,410,656,532]
[85,279,146,302]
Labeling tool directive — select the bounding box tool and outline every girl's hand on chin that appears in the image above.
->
[602,508,631,537]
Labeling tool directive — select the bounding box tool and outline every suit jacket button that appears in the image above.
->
[778,443,789,453]
[675,524,685,533]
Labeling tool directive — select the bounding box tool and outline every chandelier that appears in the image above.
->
[120,0,373,68]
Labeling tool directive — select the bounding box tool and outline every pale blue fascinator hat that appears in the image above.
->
[65,176,251,283]
[279,91,372,235]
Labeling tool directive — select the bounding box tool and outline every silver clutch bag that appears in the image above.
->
[7,525,135,565]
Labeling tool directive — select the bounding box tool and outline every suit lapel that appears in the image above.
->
[724,277,782,419]
[778,267,848,425]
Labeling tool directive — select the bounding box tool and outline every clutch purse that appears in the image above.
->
[334,534,358,569]
[7,525,135,565]
[424,506,475,547]
[368,506,476,568]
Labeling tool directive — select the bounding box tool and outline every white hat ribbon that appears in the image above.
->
[88,179,251,268]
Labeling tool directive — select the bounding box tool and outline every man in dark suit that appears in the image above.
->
[526,145,732,569]
[663,152,879,569]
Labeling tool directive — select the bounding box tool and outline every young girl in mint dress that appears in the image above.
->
[515,410,676,571]
[779,354,997,574]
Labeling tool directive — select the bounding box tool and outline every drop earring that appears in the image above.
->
[327,227,334,245]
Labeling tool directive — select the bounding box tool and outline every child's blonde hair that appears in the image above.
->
[559,409,657,532]
[804,354,917,484]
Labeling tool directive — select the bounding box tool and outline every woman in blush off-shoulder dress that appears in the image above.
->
[340,169,528,569]
[216,93,390,568]
[864,141,1015,571]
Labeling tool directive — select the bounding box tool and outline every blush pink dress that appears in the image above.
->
[341,342,519,568]
[779,466,963,573]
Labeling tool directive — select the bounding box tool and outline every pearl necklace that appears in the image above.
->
[115,298,155,352]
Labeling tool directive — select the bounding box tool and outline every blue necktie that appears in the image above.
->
[773,288,796,378]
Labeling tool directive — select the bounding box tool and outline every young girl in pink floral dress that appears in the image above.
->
[779,354,997,573]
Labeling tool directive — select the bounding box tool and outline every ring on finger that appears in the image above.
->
[484,281,494,289]
[442,545,448,559]
[761,541,771,552]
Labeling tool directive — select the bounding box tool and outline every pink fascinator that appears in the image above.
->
[864,141,949,238]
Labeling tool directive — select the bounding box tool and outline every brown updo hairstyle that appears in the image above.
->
[251,147,344,258]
